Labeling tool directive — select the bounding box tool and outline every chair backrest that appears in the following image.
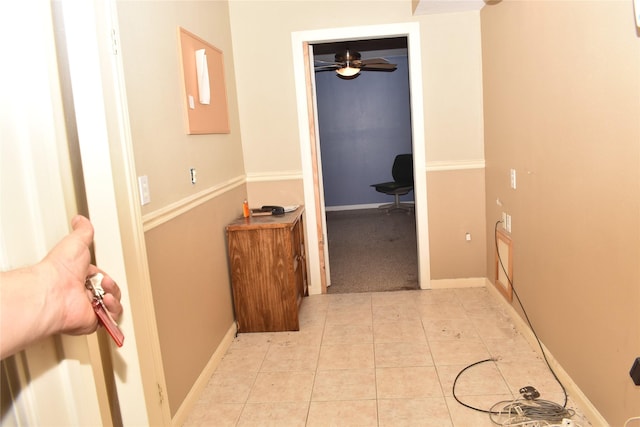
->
[391,154,413,185]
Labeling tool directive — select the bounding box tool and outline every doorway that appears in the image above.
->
[291,22,431,295]
[312,37,418,293]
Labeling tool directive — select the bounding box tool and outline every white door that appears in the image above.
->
[0,1,107,424]
[0,0,169,425]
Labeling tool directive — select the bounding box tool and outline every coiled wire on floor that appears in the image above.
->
[489,398,576,426]
[452,358,577,427]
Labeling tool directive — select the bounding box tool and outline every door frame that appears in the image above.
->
[292,22,431,294]
[61,0,171,425]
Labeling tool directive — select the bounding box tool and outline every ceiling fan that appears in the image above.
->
[314,49,397,77]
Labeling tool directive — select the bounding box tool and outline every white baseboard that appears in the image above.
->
[485,281,609,427]
[171,322,238,426]
[324,202,415,212]
[428,277,486,289]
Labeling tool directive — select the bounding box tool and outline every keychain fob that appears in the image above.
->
[85,273,124,347]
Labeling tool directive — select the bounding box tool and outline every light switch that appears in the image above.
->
[138,175,151,205]
[510,169,517,189]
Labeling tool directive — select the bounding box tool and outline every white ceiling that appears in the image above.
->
[413,0,486,15]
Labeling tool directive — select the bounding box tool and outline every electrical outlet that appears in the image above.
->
[505,214,512,233]
[190,168,197,184]
[510,168,517,189]
[502,212,507,229]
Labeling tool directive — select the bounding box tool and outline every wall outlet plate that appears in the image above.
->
[138,175,151,205]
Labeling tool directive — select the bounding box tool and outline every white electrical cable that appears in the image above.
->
[488,399,577,427]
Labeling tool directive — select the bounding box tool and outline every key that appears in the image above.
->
[85,273,124,347]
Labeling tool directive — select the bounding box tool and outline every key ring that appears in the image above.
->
[85,272,105,299]
[84,272,124,347]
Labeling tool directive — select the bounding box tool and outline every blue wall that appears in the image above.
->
[315,55,413,208]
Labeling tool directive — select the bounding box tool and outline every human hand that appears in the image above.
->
[41,215,123,336]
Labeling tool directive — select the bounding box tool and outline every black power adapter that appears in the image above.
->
[519,385,541,400]
[631,357,640,386]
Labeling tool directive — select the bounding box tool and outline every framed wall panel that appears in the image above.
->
[177,27,230,134]
[494,228,513,302]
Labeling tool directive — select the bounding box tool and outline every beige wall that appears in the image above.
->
[117,0,245,212]
[116,0,246,417]
[481,1,640,425]
[246,179,305,208]
[427,168,486,279]
[144,189,241,415]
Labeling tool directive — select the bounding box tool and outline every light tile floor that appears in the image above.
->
[184,287,592,426]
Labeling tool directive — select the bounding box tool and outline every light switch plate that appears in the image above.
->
[138,175,151,205]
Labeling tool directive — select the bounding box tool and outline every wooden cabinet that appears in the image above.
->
[225,207,307,332]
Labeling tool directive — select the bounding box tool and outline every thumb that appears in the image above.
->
[70,215,94,247]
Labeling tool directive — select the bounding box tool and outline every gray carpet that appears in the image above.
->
[325,208,418,294]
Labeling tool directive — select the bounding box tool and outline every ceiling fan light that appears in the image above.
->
[336,66,360,77]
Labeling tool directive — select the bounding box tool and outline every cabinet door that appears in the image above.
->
[228,227,298,332]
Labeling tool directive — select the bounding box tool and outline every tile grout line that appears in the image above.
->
[237,334,270,426]
[370,295,382,427]
[420,303,456,427]
[304,299,330,426]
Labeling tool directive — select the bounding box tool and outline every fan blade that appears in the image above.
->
[315,66,339,72]
[360,57,391,65]
[361,62,397,71]
[314,59,340,66]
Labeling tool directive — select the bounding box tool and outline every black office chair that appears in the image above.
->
[371,154,414,214]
